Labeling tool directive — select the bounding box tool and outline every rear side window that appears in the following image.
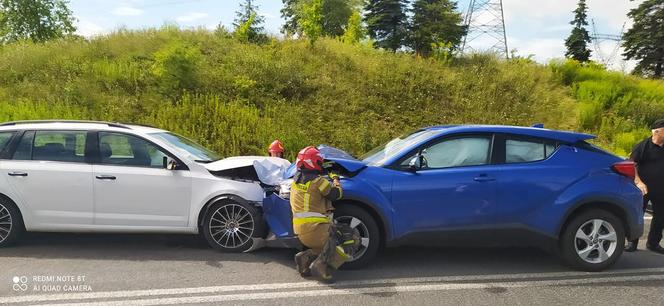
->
[13,131,87,163]
[13,131,34,160]
[506,138,557,163]
[0,132,15,153]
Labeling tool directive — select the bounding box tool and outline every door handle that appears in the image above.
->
[95,175,116,180]
[473,175,495,182]
[8,172,28,177]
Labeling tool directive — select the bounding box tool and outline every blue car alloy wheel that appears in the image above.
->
[334,205,381,270]
[560,209,625,271]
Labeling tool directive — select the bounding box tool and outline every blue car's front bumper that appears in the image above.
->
[262,193,295,238]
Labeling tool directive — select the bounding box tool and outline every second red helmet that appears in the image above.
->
[296,146,323,171]
[268,139,285,154]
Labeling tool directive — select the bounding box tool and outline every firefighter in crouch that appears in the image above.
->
[290,146,355,283]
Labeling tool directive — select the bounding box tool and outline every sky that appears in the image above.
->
[70,0,643,70]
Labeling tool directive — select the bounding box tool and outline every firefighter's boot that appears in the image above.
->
[295,250,316,277]
[310,257,335,283]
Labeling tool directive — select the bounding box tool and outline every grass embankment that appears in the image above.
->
[0,27,660,158]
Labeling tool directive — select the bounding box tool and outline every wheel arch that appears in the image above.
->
[196,194,258,230]
[334,198,391,248]
[558,200,632,240]
[0,192,25,230]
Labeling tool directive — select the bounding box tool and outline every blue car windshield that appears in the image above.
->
[360,130,439,166]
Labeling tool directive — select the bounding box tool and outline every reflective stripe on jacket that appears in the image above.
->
[290,174,342,226]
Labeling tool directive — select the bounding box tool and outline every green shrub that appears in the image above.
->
[551,59,664,154]
[151,40,203,95]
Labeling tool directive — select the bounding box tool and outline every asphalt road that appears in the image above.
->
[1,218,663,305]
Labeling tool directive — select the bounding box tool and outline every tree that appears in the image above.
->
[622,0,664,78]
[364,0,408,51]
[281,0,356,38]
[281,0,301,36]
[233,0,267,43]
[409,0,466,57]
[0,0,76,44]
[342,10,366,44]
[564,0,592,62]
[320,0,354,37]
[300,0,323,45]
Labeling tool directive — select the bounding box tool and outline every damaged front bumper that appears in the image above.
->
[245,193,301,252]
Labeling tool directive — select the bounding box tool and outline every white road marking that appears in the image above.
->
[3,267,664,304]
[41,274,664,306]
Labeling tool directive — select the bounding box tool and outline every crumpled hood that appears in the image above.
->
[204,156,291,185]
[284,145,368,178]
[318,145,367,172]
[318,145,357,160]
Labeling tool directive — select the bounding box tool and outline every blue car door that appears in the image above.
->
[489,134,588,224]
[389,134,499,237]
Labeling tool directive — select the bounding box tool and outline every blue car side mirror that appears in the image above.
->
[408,155,422,172]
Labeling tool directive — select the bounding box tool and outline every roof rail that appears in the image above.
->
[120,122,157,129]
[0,120,131,129]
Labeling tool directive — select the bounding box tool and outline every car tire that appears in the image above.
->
[334,205,380,270]
[559,209,625,272]
[0,198,24,248]
[202,200,265,253]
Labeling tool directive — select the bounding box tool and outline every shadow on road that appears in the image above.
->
[2,231,663,281]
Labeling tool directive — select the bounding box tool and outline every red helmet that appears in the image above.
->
[296,146,323,171]
[268,140,285,154]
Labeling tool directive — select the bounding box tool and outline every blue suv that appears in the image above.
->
[261,125,643,272]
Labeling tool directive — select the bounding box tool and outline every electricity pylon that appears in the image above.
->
[461,0,509,59]
[591,19,625,67]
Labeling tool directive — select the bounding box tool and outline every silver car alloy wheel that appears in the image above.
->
[574,219,618,264]
[335,215,370,262]
[0,203,11,243]
[209,204,255,249]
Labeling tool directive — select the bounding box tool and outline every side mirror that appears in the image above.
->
[163,156,178,170]
[408,155,422,172]
[167,160,178,170]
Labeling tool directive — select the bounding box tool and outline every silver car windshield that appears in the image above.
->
[360,130,439,166]
[150,132,221,163]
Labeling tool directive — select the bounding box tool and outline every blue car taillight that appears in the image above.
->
[612,161,636,179]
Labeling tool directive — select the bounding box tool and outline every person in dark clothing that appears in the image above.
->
[626,119,664,254]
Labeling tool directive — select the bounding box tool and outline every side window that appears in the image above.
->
[505,138,557,163]
[30,131,87,163]
[0,132,15,153]
[99,132,168,168]
[545,143,557,158]
[402,137,492,169]
[13,131,34,160]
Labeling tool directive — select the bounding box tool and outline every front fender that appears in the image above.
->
[196,193,261,230]
[337,174,395,242]
[190,175,265,229]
